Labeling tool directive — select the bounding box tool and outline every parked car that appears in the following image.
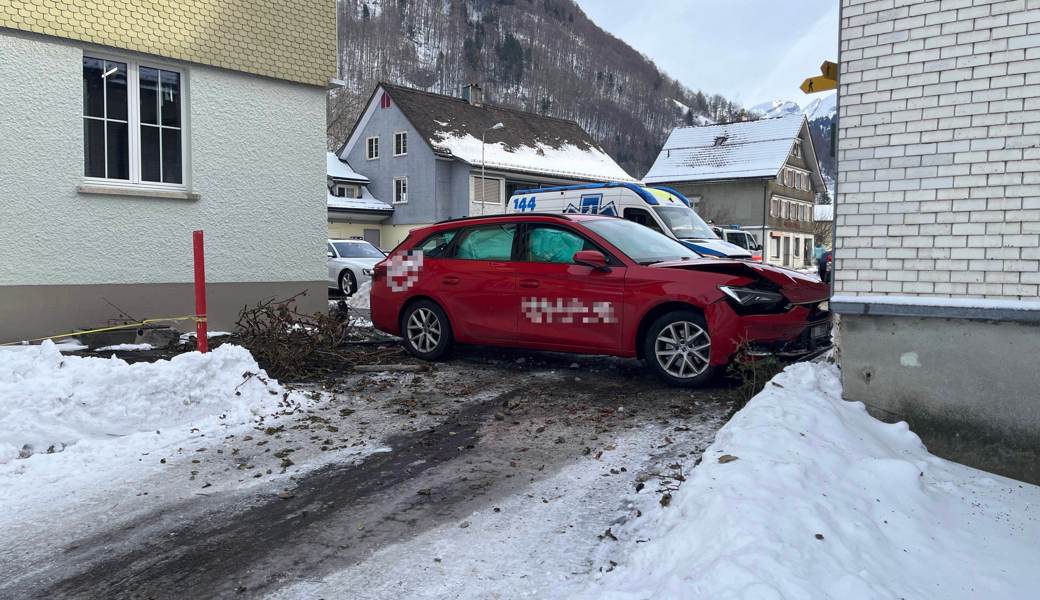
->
[327,238,385,296]
[369,214,831,387]
[711,226,763,262]
[818,250,833,282]
[507,182,753,259]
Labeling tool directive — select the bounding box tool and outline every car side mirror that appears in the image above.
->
[573,250,610,271]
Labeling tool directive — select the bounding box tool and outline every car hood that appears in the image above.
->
[651,258,829,304]
[331,257,382,269]
[677,238,753,258]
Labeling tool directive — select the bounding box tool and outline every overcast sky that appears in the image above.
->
[574,0,839,109]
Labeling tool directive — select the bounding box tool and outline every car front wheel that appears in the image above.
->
[644,310,717,387]
[401,300,454,360]
[339,270,358,296]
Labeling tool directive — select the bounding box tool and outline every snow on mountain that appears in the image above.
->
[802,93,837,121]
[750,94,837,122]
[750,99,802,118]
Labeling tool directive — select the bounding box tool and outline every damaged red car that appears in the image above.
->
[370,214,831,387]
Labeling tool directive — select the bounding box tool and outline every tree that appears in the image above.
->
[496,33,524,84]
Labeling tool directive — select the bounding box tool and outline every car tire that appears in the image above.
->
[339,270,358,296]
[643,310,717,388]
[400,300,454,361]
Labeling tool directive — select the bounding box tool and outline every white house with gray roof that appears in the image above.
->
[325,152,393,248]
[645,115,826,268]
[336,82,634,248]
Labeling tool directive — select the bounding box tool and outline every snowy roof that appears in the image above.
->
[327,190,392,213]
[814,204,834,222]
[644,115,809,184]
[372,83,634,182]
[327,152,369,183]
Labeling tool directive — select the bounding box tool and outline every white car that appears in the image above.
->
[327,238,385,295]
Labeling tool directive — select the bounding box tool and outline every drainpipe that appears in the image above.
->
[762,183,769,264]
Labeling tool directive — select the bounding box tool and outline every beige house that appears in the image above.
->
[0,1,335,341]
[644,115,825,268]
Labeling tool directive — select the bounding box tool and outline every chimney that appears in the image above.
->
[462,83,484,107]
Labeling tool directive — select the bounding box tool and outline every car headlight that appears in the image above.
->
[818,301,829,312]
[719,285,785,307]
[362,268,373,276]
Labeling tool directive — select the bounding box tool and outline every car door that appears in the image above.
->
[512,223,625,353]
[430,223,519,343]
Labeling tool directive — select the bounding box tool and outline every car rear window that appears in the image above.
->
[455,224,516,261]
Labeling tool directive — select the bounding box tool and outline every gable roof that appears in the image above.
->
[342,83,634,182]
[326,152,369,183]
[644,115,817,185]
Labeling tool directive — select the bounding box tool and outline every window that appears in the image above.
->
[455,224,517,260]
[416,230,459,258]
[583,218,699,264]
[792,142,802,158]
[333,241,384,258]
[327,243,336,257]
[794,238,801,257]
[771,237,781,258]
[334,183,360,198]
[394,131,407,156]
[623,207,665,234]
[393,177,407,204]
[525,226,596,263]
[770,198,780,217]
[471,175,503,204]
[83,56,184,185]
[366,136,380,160]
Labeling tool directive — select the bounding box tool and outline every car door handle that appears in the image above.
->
[442,276,460,285]
[519,279,539,289]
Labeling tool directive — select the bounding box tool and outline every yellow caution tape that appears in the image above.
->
[0,315,204,346]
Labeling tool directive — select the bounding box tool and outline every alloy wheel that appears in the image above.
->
[654,321,711,379]
[406,308,441,353]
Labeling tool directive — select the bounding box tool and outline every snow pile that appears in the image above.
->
[580,362,1040,599]
[0,342,286,463]
[431,132,635,182]
[348,280,373,310]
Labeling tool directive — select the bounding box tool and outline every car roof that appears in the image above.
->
[328,238,374,243]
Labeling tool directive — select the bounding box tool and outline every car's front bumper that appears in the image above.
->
[705,300,832,365]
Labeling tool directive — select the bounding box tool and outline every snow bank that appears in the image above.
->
[0,341,285,463]
[348,280,372,310]
[579,362,1040,599]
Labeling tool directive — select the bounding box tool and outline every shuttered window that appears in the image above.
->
[471,176,503,204]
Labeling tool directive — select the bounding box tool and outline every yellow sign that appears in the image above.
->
[801,60,838,94]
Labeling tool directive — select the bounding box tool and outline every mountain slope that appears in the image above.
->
[330,0,752,178]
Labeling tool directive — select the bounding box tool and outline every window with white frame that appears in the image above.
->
[792,142,802,158]
[334,183,360,198]
[770,197,779,217]
[394,131,407,156]
[83,56,184,185]
[393,177,408,204]
[366,136,380,160]
[772,237,781,258]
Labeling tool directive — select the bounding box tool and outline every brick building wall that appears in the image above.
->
[836,0,1040,299]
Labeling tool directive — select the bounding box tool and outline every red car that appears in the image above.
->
[370,214,831,387]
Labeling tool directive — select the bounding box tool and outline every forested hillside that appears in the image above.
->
[330,0,753,177]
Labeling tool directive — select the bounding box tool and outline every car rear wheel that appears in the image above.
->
[339,270,358,296]
[401,300,453,360]
[644,311,717,387]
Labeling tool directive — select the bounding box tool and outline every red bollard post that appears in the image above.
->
[192,230,209,353]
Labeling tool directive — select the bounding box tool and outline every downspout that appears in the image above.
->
[762,182,769,264]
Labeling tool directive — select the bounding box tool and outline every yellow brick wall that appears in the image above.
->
[0,0,335,86]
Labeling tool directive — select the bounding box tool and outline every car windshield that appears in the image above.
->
[728,232,750,249]
[583,218,701,265]
[333,241,384,258]
[653,205,718,240]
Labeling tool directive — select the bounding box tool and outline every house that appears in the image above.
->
[835,0,1040,483]
[335,82,635,248]
[0,1,334,341]
[643,115,826,268]
[326,153,393,248]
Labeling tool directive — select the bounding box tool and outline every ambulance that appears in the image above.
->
[507,182,752,259]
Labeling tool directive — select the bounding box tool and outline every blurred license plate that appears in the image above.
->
[812,324,829,339]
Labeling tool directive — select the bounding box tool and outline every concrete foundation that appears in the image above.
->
[0,281,326,344]
[839,314,1040,484]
